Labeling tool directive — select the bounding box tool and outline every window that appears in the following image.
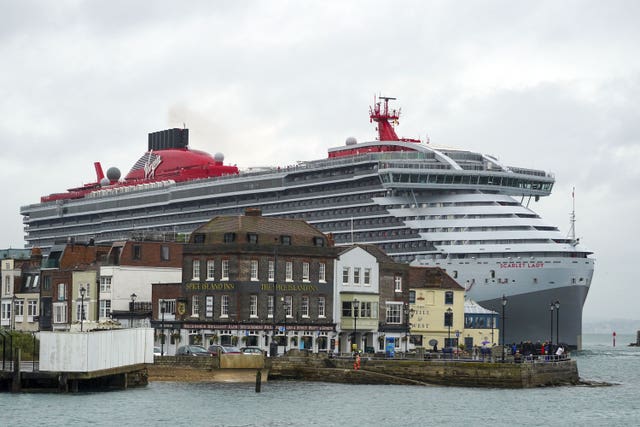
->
[364,268,371,285]
[444,310,453,327]
[42,276,51,291]
[161,299,176,315]
[1,301,10,321]
[386,303,402,324]
[360,301,372,318]
[4,276,10,294]
[250,260,259,281]
[207,260,215,280]
[313,237,325,247]
[58,283,66,301]
[192,259,200,280]
[133,245,142,260]
[319,263,326,282]
[394,275,402,293]
[267,296,274,318]
[221,295,229,317]
[452,270,458,279]
[27,300,38,317]
[342,267,350,284]
[285,262,293,281]
[100,276,112,293]
[409,290,416,304]
[284,295,292,317]
[301,296,309,317]
[192,295,200,316]
[250,295,258,317]
[318,296,326,317]
[342,301,356,317]
[193,233,205,244]
[99,300,111,318]
[268,261,275,282]
[205,296,214,318]
[445,291,454,304]
[224,232,236,243]
[353,268,361,285]
[221,259,229,280]
[161,245,170,261]
[14,299,24,319]
[247,233,258,244]
[53,302,67,323]
[302,262,310,282]
[281,235,291,245]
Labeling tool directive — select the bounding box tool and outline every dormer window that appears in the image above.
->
[281,235,291,245]
[313,237,325,247]
[247,233,258,244]
[224,233,236,243]
[193,233,205,244]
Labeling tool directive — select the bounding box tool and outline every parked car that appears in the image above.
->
[176,345,212,357]
[207,345,242,356]
[153,346,162,356]
[240,346,266,355]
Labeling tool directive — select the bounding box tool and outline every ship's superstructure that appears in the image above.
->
[20,97,594,348]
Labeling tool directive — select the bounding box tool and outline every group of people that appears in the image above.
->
[511,340,567,362]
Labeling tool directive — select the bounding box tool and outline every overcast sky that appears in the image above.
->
[1,0,638,323]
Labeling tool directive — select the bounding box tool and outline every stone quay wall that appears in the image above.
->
[267,351,579,388]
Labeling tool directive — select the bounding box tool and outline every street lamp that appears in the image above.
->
[554,300,560,348]
[501,295,507,363]
[446,308,453,348]
[403,303,413,354]
[550,302,554,346]
[352,298,360,353]
[79,286,86,332]
[160,300,167,356]
[130,293,137,328]
[281,297,288,353]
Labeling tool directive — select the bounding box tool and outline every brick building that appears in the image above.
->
[166,209,341,354]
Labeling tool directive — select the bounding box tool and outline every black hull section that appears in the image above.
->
[479,284,589,350]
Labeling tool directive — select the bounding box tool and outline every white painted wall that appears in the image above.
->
[39,328,154,372]
[100,265,181,320]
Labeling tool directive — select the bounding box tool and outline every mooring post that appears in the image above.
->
[255,369,262,393]
[11,348,21,393]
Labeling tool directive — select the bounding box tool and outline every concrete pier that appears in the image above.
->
[267,351,580,388]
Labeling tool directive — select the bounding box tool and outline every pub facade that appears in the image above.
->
[177,209,341,354]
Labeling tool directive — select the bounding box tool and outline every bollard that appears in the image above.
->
[255,369,262,393]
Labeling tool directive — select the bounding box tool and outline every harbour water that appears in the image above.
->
[2,333,639,426]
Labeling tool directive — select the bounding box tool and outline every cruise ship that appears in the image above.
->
[20,96,594,348]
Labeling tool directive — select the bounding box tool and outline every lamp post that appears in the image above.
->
[130,293,137,328]
[554,300,560,348]
[403,303,413,354]
[550,302,554,346]
[352,298,359,353]
[80,286,86,332]
[501,295,507,363]
[281,297,288,353]
[270,248,278,357]
[160,300,167,356]
[491,311,495,344]
[446,307,453,348]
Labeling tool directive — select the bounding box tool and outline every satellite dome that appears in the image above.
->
[100,177,110,187]
[345,136,357,146]
[214,152,224,162]
[106,167,121,181]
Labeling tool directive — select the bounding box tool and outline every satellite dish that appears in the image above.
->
[429,339,438,347]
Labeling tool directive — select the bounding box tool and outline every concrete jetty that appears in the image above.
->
[267,350,580,388]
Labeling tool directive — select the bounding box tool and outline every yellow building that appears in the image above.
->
[408,267,465,350]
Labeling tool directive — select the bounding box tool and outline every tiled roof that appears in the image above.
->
[408,266,465,290]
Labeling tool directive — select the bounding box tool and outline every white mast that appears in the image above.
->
[568,186,578,244]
